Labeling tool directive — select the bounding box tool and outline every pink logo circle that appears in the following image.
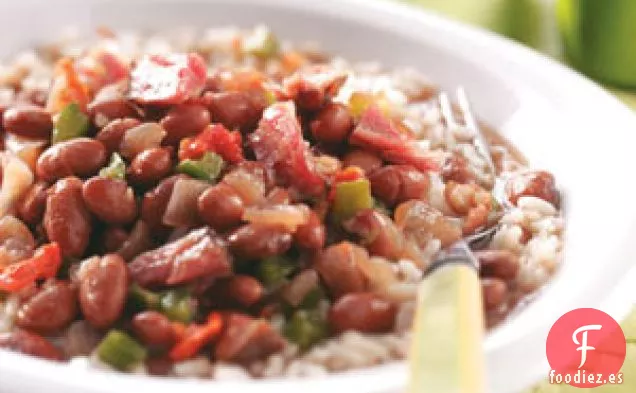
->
[546,308,626,388]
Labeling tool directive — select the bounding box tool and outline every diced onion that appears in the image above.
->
[0,153,34,219]
[223,169,265,206]
[281,269,319,307]
[242,204,310,232]
[162,178,209,227]
[0,215,35,268]
[4,135,47,173]
[120,122,166,159]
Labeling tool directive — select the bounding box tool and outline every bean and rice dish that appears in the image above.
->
[0,26,563,378]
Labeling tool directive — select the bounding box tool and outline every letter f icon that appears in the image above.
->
[572,324,602,368]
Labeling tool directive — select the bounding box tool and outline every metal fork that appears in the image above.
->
[439,87,505,249]
[409,88,494,393]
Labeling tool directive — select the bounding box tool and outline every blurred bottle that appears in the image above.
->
[404,0,560,54]
[558,0,636,88]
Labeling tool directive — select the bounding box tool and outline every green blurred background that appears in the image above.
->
[400,0,636,392]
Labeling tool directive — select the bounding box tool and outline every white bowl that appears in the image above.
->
[2,0,636,392]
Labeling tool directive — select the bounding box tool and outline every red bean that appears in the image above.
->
[215,313,285,364]
[476,250,520,280]
[343,209,405,260]
[315,241,368,298]
[310,103,352,144]
[0,329,64,361]
[146,356,174,376]
[88,82,138,127]
[100,226,129,254]
[208,275,264,308]
[141,175,182,233]
[227,223,292,260]
[82,177,138,225]
[44,177,92,257]
[117,220,153,262]
[132,311,175,348]
[16,280,77,334]
[128,147,173,186]
[160,103,210,145]
[3,105,52,139]
[95,118,141,154]
[17,181,48,226]
[394,200,463,249]
[204,91,266,132]
[369,165,429,207]
[506,170,560,207]
[329,292,396,334]
[294,210,325,250]
[78,254,129,329]
[481,278,507,310]
[36,138,107,182]
[15,88,48,107]
[341,149,383,174]
[441,154,474,184]
[296,87,323,111]
[197,183,245,231]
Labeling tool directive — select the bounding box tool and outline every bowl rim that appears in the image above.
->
[2,0,636,392]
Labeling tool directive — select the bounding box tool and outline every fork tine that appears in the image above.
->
[455,87,496,174]
[456,87,478,131]
[438,91,456,128]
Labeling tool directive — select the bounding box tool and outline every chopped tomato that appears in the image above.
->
[130,53,207,105]
[46,58,90,114]
[169,313,223,361]
[349,106,440,172]
[250,101,325,197]
[0,243,62,292]
[179,124,244,164]
[171,322,187,342]
[334,166,365,183]
[76,47,130,93]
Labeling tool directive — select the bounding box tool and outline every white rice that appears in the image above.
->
[0,294,19,333]
[0,26,564,381]
[174,356,212,378]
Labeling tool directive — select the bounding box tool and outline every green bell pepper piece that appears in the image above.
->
[259,256,295,291]
[243,26,279,59]
[284,309,328,351]
[97,330,147,371]
[128,283,161,311]
[159,289,195,323]
[176,152,225,182]
[52,103,89,144]
[99,153,126,180]
[332,178,373,221]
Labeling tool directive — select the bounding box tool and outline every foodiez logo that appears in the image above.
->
[546,308,626,388]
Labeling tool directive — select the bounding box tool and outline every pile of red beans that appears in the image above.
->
[0,29,560,373]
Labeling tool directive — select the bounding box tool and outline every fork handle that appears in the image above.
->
[409,245,486,393]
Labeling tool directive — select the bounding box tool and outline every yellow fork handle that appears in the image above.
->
[409,263,486,393]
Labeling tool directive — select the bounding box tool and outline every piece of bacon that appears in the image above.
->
[250,101,325,197]
[128,227,231,287]
[130,53,207,105]
[349,106,440,172]
[282,65,347,110]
